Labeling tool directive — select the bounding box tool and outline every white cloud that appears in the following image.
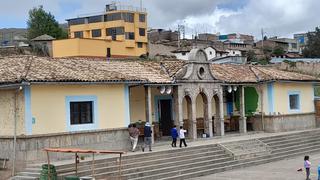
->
[215,0,320,38]
[1,0,320,39]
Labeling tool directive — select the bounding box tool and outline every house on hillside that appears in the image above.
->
[0,51,319,170]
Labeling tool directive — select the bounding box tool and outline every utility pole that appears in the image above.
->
[178,24,185,48]
[140,0,143,11]
[261,28,264,48]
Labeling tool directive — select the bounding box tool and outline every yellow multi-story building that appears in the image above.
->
[52,4,148,58]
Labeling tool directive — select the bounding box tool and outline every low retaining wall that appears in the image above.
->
[254,112,316,133]
[0,128,130,173]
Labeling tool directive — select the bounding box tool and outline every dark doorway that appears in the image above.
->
[159,99,173,136]
[107,48,111,58]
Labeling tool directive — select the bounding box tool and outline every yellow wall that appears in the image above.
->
[53,10,148,58]
[273,82,314,114]
[52,38,147,58]
[30,84,127,135]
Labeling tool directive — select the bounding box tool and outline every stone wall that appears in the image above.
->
[0,128,131,173]
[277,62,320,78]
[254,113,316,133]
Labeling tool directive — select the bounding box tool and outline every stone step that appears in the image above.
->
[261,133,320,146]
[9,176,39,180]
[259,130,320,143]
[62,153,233,179]
[124,158,238,180]
[271,139,320,153]
[157,141,320,180]
[29,144,219,170]
[269,137,320,150]
[58,150,228,178]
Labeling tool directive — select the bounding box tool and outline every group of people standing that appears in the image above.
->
[128,122,152,152]
[128,123,188,152]
[170,125,188,148]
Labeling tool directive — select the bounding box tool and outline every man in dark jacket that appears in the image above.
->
[142,122,152,152]
[171,125,178,147]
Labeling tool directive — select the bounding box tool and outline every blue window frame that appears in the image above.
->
[65,96,98,132]
[288,91,301,112]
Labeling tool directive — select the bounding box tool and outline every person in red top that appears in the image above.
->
[128,124,140,152]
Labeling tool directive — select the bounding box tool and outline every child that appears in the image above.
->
[179,126,187,148]
[171,125,178,147]
[304,155,311,180]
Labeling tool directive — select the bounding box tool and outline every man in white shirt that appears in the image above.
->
[179,126,187,148]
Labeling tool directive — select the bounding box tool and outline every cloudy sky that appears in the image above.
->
[1,0,320,39]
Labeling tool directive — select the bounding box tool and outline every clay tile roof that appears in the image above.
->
[210,64,319,83]
[0,56,174,85]
[251,66,318,82]
[211,64,258,83]
[31,34,56,41]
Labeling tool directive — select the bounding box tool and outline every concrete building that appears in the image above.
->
[0,54,319,174]
[171,46,228,61]
[52,3,148,58]
[148,29,179,43]
[256,37,299,54]
[219,33,255,45]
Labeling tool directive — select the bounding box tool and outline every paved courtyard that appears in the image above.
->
[191,153,320,180]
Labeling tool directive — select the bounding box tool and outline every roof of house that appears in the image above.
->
[210,64,319,83]
[31,34,56,41]
[0,56,318,86]
[0,56,175,85]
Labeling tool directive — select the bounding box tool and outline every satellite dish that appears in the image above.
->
[166,86,172,94]
[227,86,232,93]
[159,86,166,94]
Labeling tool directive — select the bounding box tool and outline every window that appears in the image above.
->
[74,31,83,38]
[106,27,124,36]
[209,51,212,55]
[139,14,146,22]
[125,32,135,40]
[137,42,143,48]
[123,13,134,22]
[68,18,85,26]
[289,93,300,111]
[139,28,146,36]
[182,52,186,56]
[70,102,93,125]
[104,13,122,21]
[292,43,297,49]
[92,29,101,37]
[88,15,102,23]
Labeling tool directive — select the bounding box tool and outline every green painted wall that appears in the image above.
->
[235,87,259,116]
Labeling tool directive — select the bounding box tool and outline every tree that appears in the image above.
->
[303,27,320,58]
[272,46,285,57]
[27,6,67,40]
[246,50,257,63]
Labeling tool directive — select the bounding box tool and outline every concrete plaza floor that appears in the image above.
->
[191,152,320,180]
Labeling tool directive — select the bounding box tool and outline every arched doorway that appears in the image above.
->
[182,95,192,138]
[195,92,209,138]
[212,94,224,136]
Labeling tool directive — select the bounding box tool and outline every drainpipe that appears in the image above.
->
[12,86,23,176]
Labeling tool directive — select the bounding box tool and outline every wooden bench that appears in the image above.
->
[0,158,9,170]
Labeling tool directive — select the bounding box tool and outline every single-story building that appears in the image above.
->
[0,49,319,170]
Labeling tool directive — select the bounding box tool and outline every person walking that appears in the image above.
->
[142,122,152,152]
[171,125,178,147]
[304,155,311,180]
[128,124,140,152]
[179,126,187,148]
